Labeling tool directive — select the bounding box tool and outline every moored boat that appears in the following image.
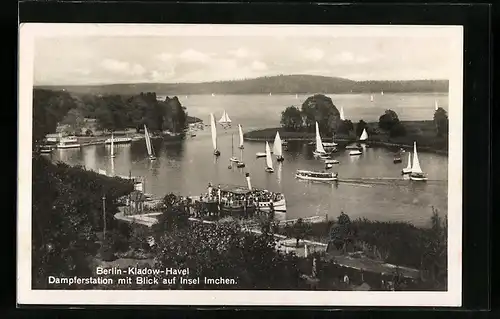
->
[144,125,156,161]
[312,122,332,157]
[256,152,267,158]
[402,152,412,175]
[40,145,54,153]
[105,136,132,144]
[229,133,239,163]
[324,159,339,164]
[110,133,116,158]
[325,163,333,169]
[349,150,362,156]
[265,141,274,173]
[210,113,220,156]
[273,131,284,162]
[295,169,338,181]
[218,110,232,128]
[238,124,245,149]
[409,142,427,181]
[57,135,81,149]
[393,152,402,163]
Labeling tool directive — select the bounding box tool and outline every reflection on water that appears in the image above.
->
[50,93,449,227]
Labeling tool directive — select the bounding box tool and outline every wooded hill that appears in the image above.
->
[36,74,448,95]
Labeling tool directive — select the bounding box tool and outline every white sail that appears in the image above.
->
[210,113,217,150]
[144,125,153,156]
[405,152,412,170]
[238,124,244,148]
[218,110,232,124]
[381,91,384,96]
[265,141,273,169]
[295,94,298,99]
[370,94,374,102]
[315,122,326,153]
[340,107,345,121]
[359,128,368,141]
[435,100,439,111]
[273,131,283,157]
[110,133,114,157]
[411,142,423,174]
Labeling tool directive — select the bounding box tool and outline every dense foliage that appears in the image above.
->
[36,75,449,95]
[280,94,342,135]
[433,107,449,137]
[32,156,134,288]
[33,89,190,141]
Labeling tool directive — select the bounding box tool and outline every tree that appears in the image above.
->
[337,120,354,135]
[61,109,86,135]
[420,207,447,289]
[389,122,407,137]
[286,218,311,248]
[280,106,303,131]
[355,120,368,138]
[433,107,449,137]
[301,94,341,134]
[329,212,354,254]
[152,220,302,289]
[378,109,400,131]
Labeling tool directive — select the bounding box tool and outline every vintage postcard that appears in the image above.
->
[18,23,463,306]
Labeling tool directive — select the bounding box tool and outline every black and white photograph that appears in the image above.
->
[18,23,463,306]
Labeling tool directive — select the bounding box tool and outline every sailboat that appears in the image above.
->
[409,142,427,181]
[340,107,345,121]
[435,100,439,111]
[218,110,232,127]
[402,152,412,175]
[265,141,274,173]
[110,133,116,158]
[359,128,368,142]
[144,125,156,161]
[210,113,220,156]
[295,94,298,99]
[323,132,338,148]
[211,93,215,97]
[229,134,239,163]
[269,92,272,96]
[273,131,284,162]
[238,124,244,149]
[370,94,374,102]
[381,91,384,96]
[312,122,331,157]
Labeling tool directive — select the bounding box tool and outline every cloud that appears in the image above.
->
[251,60,267,71]
[327,51,373,65]
[100,58,146,76]
[302,48,325,62]
[228,48,251,58]
[178,49,212,63]
[157,53,174,62]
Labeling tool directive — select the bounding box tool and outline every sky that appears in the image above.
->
[31,25,459,85]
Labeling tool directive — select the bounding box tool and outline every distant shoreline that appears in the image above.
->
[244,123,448,155]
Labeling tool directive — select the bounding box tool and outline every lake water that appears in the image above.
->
[50,93,448,227]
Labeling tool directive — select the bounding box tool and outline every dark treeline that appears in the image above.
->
[36,74,449,95]
[33,89,192,143]
[32,156,134,288]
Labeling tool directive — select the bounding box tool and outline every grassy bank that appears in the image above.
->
[244,121,448,154]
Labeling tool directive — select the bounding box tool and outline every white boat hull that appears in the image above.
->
[105,138,132,144]
[313,151,331,157]
[258,198,287,212]
[57,144,81,149]
[265,167,274,173]
[324,159,339,164]
[229,157,239,162]
[349,150,362,156]
[256,152,267,157]
[401,168,412,175]
[322,142,338,147]
[295,174,338,182]
[410,174,427,181]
